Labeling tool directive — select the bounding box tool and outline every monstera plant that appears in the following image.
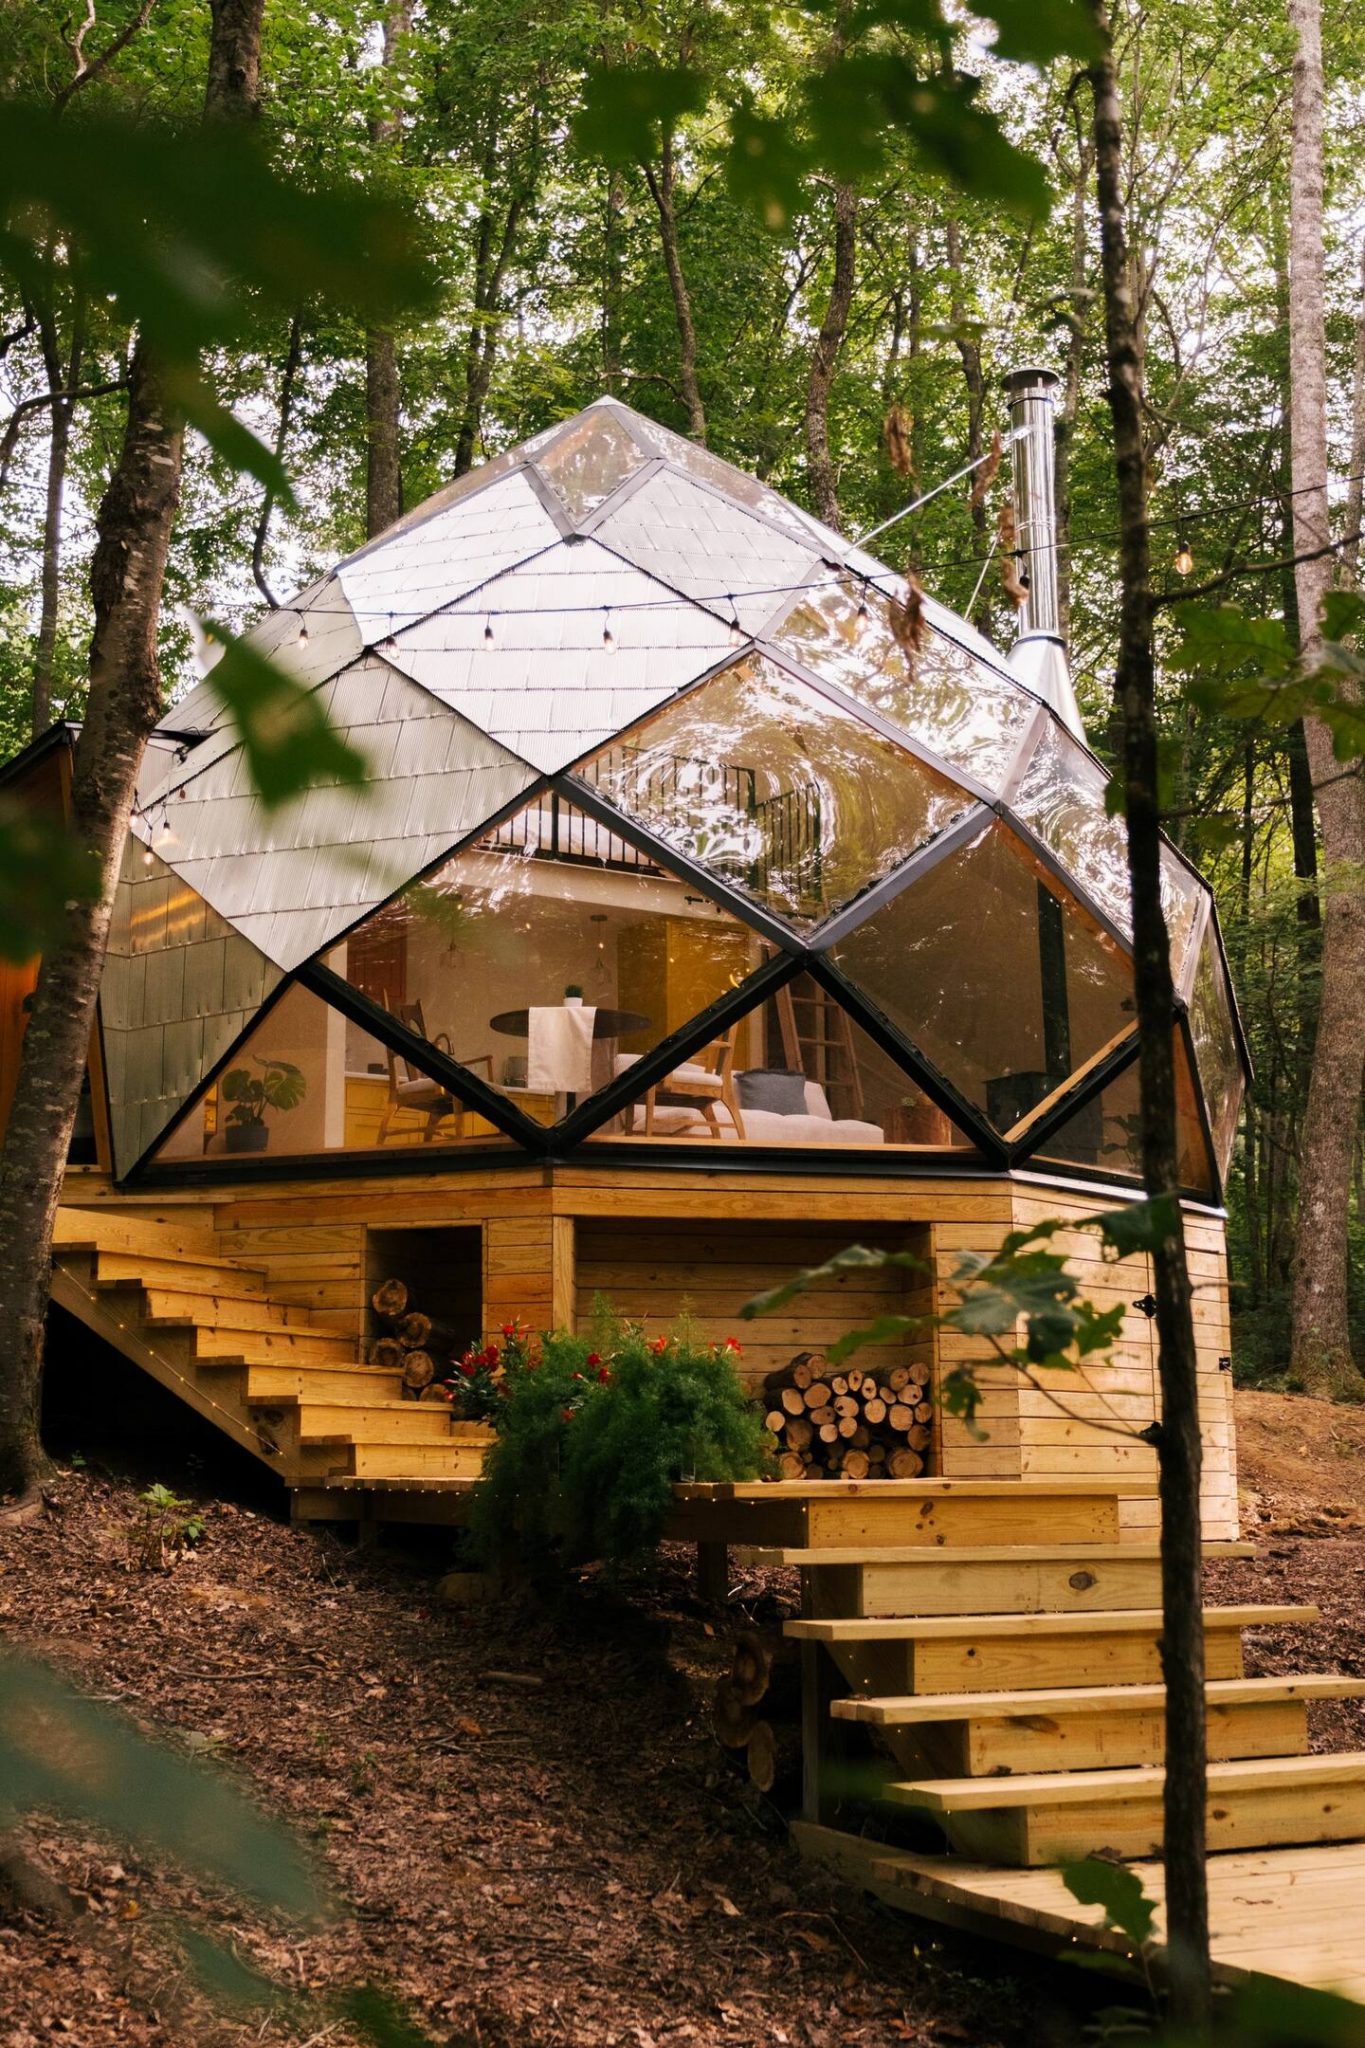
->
[220,1057,306,1154]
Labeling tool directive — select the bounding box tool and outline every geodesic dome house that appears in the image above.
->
[100,388,1246,1198]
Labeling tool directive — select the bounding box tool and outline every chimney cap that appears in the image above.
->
[1002,365,1061,396]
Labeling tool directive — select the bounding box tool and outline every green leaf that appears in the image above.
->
[1060,1856,1158,1946]
[741,1243,923,1319]
[827,1313,923,1363]
[163,367,296,508]
[1170,604,1295,680]
[0,798,100,964]
[571,65,707,167]
[1086,1196,1179,1259]
[0,1650,325,1917]
[1320,589,1365,643]
[898,72,1052,219]
[725,109,810,230]
[979,0,1104,64]
[201,626,368,809]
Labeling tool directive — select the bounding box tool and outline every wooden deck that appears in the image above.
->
[794,1823,1365,2005]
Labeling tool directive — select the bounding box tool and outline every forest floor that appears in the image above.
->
[0,1384,1362,2048]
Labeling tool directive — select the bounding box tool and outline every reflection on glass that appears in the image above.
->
[152,984,515,1162]
[831,821,1136,1131]
[1033,1037,1213,1194]
[1188,929,1243,1179]
[1012,722,1203,970]
[598,971,977,1148]
[573,653,970,928]
[333,793,766,1129]
[619,410,835,552]
[533,408,648,518]
[773,579,1035,791]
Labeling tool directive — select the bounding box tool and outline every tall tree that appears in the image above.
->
[0,0,268,1503]
[1087,0,1212,2023]
[365,0,413,537]
[1286,0,1365,1400]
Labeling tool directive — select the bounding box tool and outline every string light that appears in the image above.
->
[296,617,310,648]
[483,615,495,647]
[1173,538,1194,576]
[601,608,616,654]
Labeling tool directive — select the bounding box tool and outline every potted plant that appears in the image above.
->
[220,1057,306,1153]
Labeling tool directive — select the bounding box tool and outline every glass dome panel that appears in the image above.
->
[571,652,973,929]
[1010,721,1204,970]
[828,819,1137,1133]
[598,969,978,1149]
[771,578,1036,792]
[1031,1034,1215,1195]
[619,410,836,553]
[330,790,769,1130]
[1188,926,1243,1179]
[532,408,649,519]
[149,982,519,1163]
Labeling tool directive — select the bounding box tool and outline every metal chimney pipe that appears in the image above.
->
[1002,366,1062,642]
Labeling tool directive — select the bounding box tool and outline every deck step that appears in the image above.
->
[53,1208,225,1262]
[239,1363,406,1404]
[305,1437,490,1480]
[93,1251,271,1296]
[744,1543,1253,1619]
[189,1323,355,1363]
[784,1605,1315,1696]
[131,1286,315,1333]
[670,1478,1157,1552]
[833,1675,1365,1776]
[296,1401,459,1445]
[882,1752,1365,1866]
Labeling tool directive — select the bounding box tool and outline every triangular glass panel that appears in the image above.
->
[1187,925,1243,1179]
[570,652,972,930]
[1028,1033,1213,1196]
[1009,720,1204,974]
[827,819,1137,1135]
[101,840,282,1174]
[150,981,519,1164]
[326,789,775,1130]
[532,408,650,521]
[592,969,979,1150]
[771,578,1036,793]
[613,405,838,555]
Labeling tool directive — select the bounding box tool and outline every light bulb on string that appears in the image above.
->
[483,615,495,648]
[602,608,616,654]
[1173,538,1194,576]
[296,616,310,648]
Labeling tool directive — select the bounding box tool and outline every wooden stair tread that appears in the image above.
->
[785,1604,1316,1642]
[675,1479,1160,1501]
[53,1208,224,1260]
[312,1475,480,1493]
[833,1675,1365,1724]
[742,1542,1254,1566]
[886,1752,1365,1812]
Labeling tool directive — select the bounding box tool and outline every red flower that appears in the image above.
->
[597,1366,611,1384]
[482,1344,500,1367]
[586,1353,601,1368]
[649,1336,668,1355]
[501,1323,516,1338]
[561,1406,575,1423]
[723,1337,743,1355]
[572,1371,583,1382]
[459,1359,477,1378]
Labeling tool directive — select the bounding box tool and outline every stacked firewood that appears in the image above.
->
[762,1349,931,1479]
[712,1630,801,1799]
[369,1279,439,1398]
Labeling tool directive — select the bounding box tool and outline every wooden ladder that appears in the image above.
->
[774,974,865,1119]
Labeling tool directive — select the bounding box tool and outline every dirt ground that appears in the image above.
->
[0,1384,1361,2048]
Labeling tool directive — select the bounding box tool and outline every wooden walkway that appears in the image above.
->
[795,1823,1365,2004]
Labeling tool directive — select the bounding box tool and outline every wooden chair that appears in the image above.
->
[376,1000,494,1145]
[637,1022,747,1140]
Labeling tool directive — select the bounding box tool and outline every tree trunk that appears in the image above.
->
[32,300,84,737]
[0,0,267,1502]
[1087,6,1211,2025]
[644,133,705,443]
[946,215,990,641]
[602,167,625,395]
[1285,0,1365,1400]
[364,0,412,537]
[1342,236,1365,584]
[252,309,302,605]
[804,180,856,530]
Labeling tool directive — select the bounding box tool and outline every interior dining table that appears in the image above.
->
[488,1006,652,1112]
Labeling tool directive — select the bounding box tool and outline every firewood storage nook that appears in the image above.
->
[10,388,1245,1539]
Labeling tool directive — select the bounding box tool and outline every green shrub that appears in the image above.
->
[471,1304,769,1573]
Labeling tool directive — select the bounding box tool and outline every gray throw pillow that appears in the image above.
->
[736,1068,808,1115]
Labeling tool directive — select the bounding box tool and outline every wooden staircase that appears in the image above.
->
[681,1477,1365,1888]
[50,1206,491,1505]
